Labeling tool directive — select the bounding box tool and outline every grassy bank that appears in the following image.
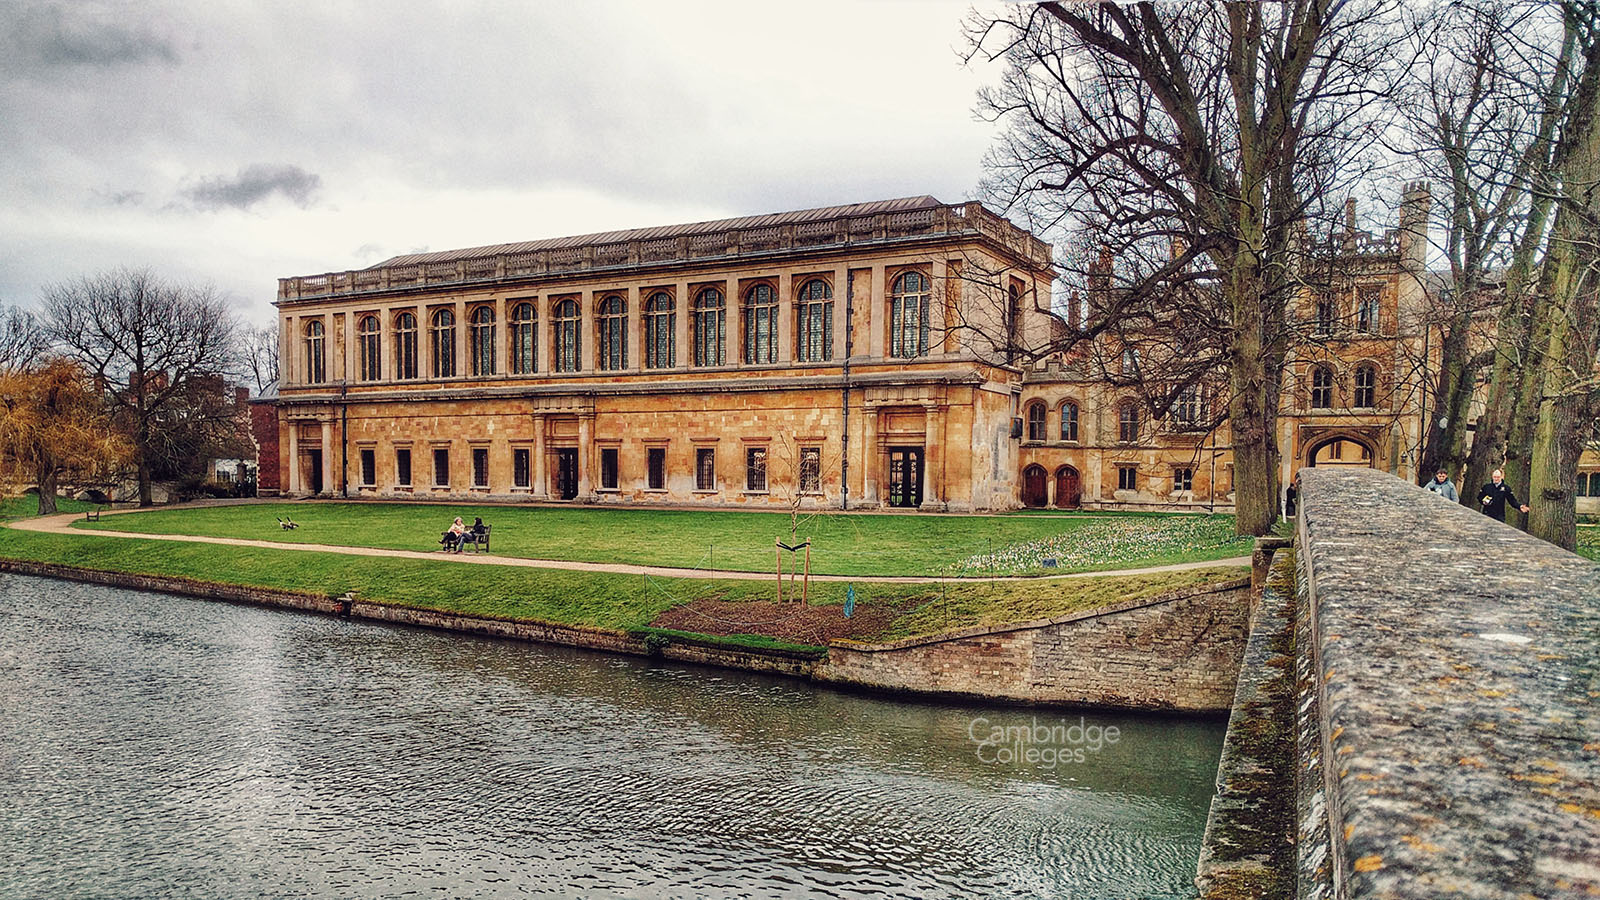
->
[0,526,1244,649]
[77,501,1254,577]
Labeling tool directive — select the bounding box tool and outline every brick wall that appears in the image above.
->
[249,399,280,495]
[818,578,1252,711]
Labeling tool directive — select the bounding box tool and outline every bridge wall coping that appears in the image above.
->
[1297,466,1599,896]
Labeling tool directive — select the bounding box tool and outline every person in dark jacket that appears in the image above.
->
[1478,469,1529,522]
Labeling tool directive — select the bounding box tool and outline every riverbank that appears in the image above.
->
[0,524,1248,709]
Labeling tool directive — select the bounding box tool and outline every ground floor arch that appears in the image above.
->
[1307,436,1375,468]
[1022,464,1048,508]
[1054,466,1081,509]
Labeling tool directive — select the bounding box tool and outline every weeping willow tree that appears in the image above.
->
[0,358,132,514]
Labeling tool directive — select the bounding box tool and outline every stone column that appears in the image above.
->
[580,289,596,373]
[868,264,887,359]
[494,296,507,377]
[862,404,880,504]
[379,306,393,382]
[921,403,945,511]
[340,312,354,382]
[454,299,467,378]
[833,265,849,363]
[577,413,594,499]
[531,414,548,499]
[320,419,333,496]
[626,285,642,371]
[287,421,300,494]
[282,316,295,385]
[776,271,793,363]
[724,276,739,366]
[675,282,691,368]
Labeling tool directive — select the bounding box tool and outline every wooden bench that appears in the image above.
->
[84,506,106,522]
[460,524,492,553]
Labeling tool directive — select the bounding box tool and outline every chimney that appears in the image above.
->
[1067,290,1082,331]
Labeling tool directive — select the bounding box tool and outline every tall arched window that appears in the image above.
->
[430,309,455,378]
[1310,365,1334,408]
[1025,401,1046,441]
[597,295,627,371]
[646,291,676,369]
[304,320,326,384]
[357,314,381,381]
[394,312,418,380]
[693,288,724,367]
[1060,401,1079,442]
[553,298,580,372]
[509,302,536,374]
[743,283,777,364]
[795,279,833,363]
[890,271,931,358]
[1353,364,1376,408]
[469,306,496,376]
[1118,401,1141,444]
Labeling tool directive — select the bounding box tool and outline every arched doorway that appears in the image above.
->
[1022,464,1048,508]
[1055,466,1081,509]
[1307,436,1374,468]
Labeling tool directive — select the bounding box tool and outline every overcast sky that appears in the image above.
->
[1,0,1008,327]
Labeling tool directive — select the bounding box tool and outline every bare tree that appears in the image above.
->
[242,322,280,396]
[967,1,1401,535]
[42,268,240,506]
[0,305,48,375]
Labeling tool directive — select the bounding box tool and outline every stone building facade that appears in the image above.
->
[269,197,1055,511]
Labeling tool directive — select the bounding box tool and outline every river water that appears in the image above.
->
[0,574,1223,899]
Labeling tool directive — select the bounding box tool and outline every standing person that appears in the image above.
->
[1284,476,1299,519]
[1478,469,1529,522]
[1424,469,1458,502]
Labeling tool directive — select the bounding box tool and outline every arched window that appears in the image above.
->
[1060,401,1079,442]
[1173,384,1203,428]
[1118,401,1141,444]
[795,279,833,362]
[469,306,495,376]
[553,298,580,372]
[1354,364,1376,408]
[1310,365,1334,408]
[1025,402,1046,441]
[597,295,627,371]
[509,302,536,374]
[889,271,931,358]
[394,312,418,380]
[743,283,777,365]
[430,309,455,378]
[303,320,326,384]
[646,291,676,369]
[693,288,724,367]
[357,315,381,381]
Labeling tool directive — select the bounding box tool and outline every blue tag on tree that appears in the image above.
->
[844,585,856,618]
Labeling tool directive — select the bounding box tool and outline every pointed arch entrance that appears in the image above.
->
[1022,464,1049,508]
[1054,466,1081,509]
[1307,436,1375,468]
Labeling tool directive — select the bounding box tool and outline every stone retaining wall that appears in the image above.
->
[818,578,1252,711]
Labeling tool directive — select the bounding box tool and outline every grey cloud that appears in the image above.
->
[182,164,322,211]
[3,1,179,69]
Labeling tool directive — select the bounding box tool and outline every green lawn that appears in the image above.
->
[0,495,95,521]
[0,526,1244,648]
[75,502,1254,577]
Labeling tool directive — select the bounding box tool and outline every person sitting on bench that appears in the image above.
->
[460,517,489,551]
[440,516,465,552]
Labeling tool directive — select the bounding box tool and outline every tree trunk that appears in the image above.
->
[1226,257,1279,536]
[1417,320,1477,484]
[35,463,58,516]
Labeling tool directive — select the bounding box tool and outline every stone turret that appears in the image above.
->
[1397,180,1431,274]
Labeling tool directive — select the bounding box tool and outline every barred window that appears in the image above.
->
[646,291,676,369]
[469,306,496,376]
[597,295,627,371]
[743,283,777,365]
[745,446,767,492]
[513,448,530,488]
[695,448,716,491]
[600,448,619,490]
[889,271,931,358]
[472,447,489,488]
[799,446,821,494]
[1311,365,1334,408]
[694,288,725,367]
[795,279,833,362]
[395,448,411,487]
[358,315,381,381]
[1060,401,1079,442]
[1025,402,1046,441]
[432,448,450,486]
[304,319,326,384]
[431,309,455,378]
[1354,364,1376,408]
[553,298,580,372]
[1315,298,1336,334]
[359,449,375,486]
[647,447,666,490]
[510,302,536,374]
[395,312,418,380]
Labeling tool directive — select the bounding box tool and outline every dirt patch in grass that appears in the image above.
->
[649,598,910,646]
